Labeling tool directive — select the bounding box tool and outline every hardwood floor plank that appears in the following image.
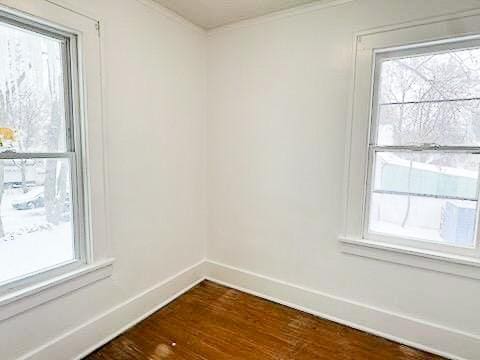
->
[85,280,443,360]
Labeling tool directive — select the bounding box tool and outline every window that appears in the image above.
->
[365,40,480,256]
[0,11,86,290]
[341,12,480,277]
[0,3,111,318]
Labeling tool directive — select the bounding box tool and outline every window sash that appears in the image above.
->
[364,147,480,256]
[370,38,480,150]
[0,9,77,154]
[0,153,86,289]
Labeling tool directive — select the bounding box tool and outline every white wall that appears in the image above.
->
[4,0,480,358]
[207,0,480,351]
[0,0,207,359]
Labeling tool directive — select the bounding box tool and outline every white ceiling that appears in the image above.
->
[153,0,323,29]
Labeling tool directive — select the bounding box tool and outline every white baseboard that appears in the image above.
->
[20,260,206,360]
[205,260,480,360]
[17,259,480,360]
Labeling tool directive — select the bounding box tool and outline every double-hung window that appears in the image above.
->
[342,12,480,274]
[0,11,86,291]
[365,40,480,256]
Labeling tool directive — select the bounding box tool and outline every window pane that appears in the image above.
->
[369,152,479,247]
[377,100,480,146]
[376,47,480,146]
[0,158,74,285]
[369,193,476,247]
[0,21,67,153]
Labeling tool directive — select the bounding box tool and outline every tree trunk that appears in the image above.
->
[45,158,59,225]
[20,160,27,193]
[0,161,5,238]
[401,160,413,228]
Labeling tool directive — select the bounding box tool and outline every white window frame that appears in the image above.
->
[0,7,89,295]
[365,39,480,258]
[0,1,113,321]
[340,10,480,279]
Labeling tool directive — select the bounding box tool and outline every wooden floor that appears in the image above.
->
[86,280,443,360]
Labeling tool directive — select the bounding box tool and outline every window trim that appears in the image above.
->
[339,235,480,280]
[0,258,113,322]
[340,9,480,278]
[0,0,113,320]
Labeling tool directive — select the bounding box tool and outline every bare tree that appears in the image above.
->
[0,29,66,237]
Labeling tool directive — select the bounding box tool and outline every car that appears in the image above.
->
[11,188,45,210]
[11,188,72,215]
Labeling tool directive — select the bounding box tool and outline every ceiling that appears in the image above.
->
[153,0,323,29]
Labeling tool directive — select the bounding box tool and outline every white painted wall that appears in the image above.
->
[0,0,207,359]
[4,0,480,358]
[207,0,480,346]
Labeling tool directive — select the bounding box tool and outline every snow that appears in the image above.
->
[0,187,74,285]
[370,221,443,243]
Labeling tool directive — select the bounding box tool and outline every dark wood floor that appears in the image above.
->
[86,280,443,359]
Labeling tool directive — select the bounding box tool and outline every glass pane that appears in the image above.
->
[376,47,480,146]
[369,152,480,247]
[377,100,480,146]
[369,193,476,247]
[0,158,74,285]
[0,21,67,153]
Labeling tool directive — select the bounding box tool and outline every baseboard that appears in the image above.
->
[18,259,480,360]
[20,260,207,360]
[205,260,480,360]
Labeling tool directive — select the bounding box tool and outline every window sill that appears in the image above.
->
[0,258,114,321]
[339,236,480,280]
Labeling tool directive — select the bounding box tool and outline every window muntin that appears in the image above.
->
[0,13,84,289]
[365,41,480,251]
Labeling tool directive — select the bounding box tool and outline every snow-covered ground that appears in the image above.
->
[370,221,443,243]
[0,187,74,285]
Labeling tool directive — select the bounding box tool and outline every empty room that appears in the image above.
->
[1,0,480,359]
